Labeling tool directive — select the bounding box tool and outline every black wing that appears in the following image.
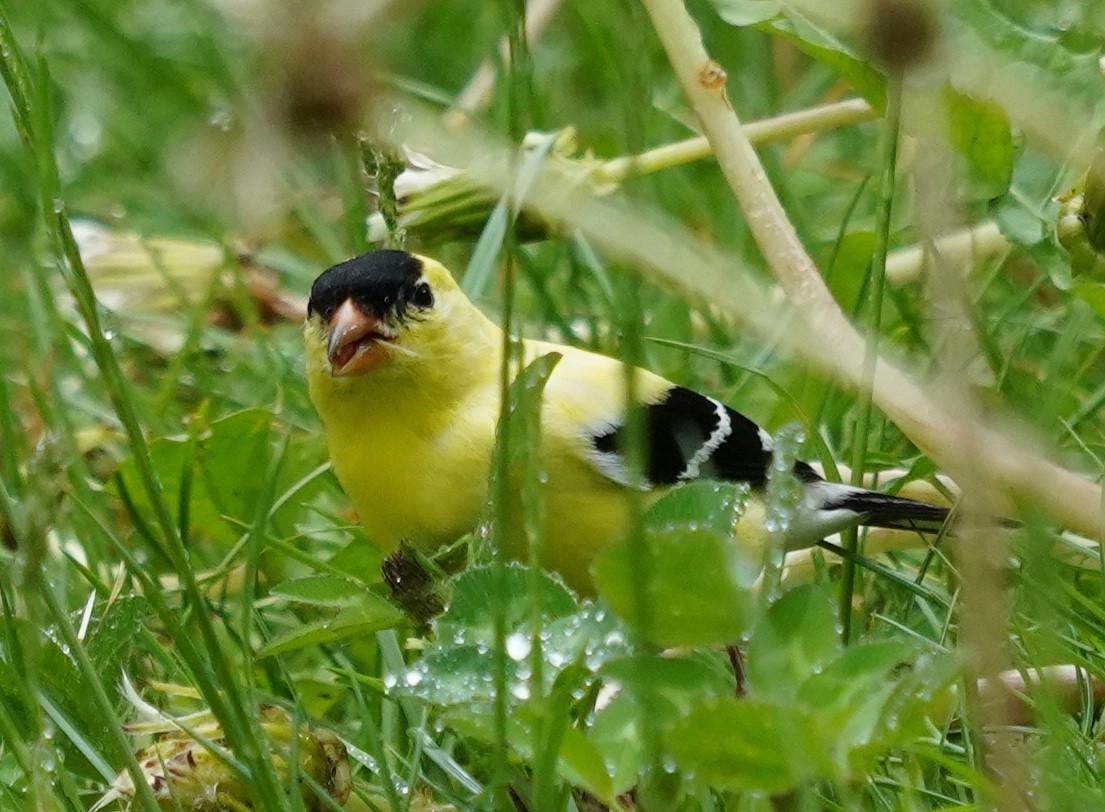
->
[588,385,818,488]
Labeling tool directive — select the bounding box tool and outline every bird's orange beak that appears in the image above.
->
[327,299,391,377]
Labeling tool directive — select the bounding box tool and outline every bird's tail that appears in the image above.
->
[829,488,951,535]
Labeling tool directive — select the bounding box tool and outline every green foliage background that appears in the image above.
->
[2,0,1105,809]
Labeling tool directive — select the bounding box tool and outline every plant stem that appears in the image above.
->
[840,83,902,643]
[489,1,530,806]
[886,220,1008,286]
[598,97,875,184]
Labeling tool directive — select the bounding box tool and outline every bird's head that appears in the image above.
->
[304,250,495,392]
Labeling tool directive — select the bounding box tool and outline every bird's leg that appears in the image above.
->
[381,543,445,629]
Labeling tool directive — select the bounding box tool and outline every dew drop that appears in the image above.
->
[505,630,531,661]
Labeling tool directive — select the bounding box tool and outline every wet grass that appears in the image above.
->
[2,0,1105,809]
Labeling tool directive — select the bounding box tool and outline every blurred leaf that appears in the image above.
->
[825,230,874,313]
[669,640,956,794]
[445,700,615,803]
[709,2,886,105]
[258,597,403,658]
[327,534,384,582]
[461,198,509,298]
[669,698,831,792]
[293,677,344,717]
[640,480,753,540]
[1073,280,1105,320]
[591,652,735,793]
[114,409,273,549]
[270,575,368,607]
[948,2,1105,107]
[710,0,779,25]
[594,483,759,647]
[593,524,753,647]
[586,691,642,795]
[503,350,562,470]
[745,583,839,699]
[85,595,150,675]
[995,196,1046,247]
[798,642,956,768]
[553,725,614,804]
[602,653,734,715]
[944,88,1015,199]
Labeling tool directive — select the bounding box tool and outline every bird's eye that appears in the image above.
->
[411,281,434,309]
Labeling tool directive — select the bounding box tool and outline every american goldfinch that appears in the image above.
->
[304,249,949,591]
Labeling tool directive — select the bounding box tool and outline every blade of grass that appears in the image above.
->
[840,82,902,644]
[0,21,291,806]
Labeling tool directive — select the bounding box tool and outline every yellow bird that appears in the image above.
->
[304,249,948,592]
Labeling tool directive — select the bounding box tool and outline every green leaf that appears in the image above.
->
[641,480,752,540]
[553,726,615,804]
[258,598,403,658]
[709,0,780,26]
[434,563,577,647]
[1072,280,1105,321]
[994,197,1045,246]
[327,534,384,582]
[404,601,623,707]
[668,698,832,793]
[593,524,754,647]
[461,198,509,298]
[943,88,1015,199]
[948,3,1105,109]
[590,652,736,794]
[602,653,735,717]
[443,702,616,803]
[586,691,643,795]
[745,583,840,699]
[270,575,368,607]
[114,409,273,549]
[85,595,150,675]
[824,230,874,313]
[293,677,344,717]
[709,3,885,105]
[799,644,958,773]
[797,641,913,744]
[400,645,504,705]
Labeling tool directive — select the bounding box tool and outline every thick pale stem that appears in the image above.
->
[887,220,1008,286]
[933,664,1105,728]
[915,137,1025,809]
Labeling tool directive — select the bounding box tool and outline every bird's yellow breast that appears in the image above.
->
[322,385,500,552]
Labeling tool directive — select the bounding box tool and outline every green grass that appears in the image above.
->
[2,0,1105,809]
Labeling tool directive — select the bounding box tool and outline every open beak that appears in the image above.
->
[326,299,392,377]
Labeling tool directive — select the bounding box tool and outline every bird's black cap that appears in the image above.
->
[308,249,433,322]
